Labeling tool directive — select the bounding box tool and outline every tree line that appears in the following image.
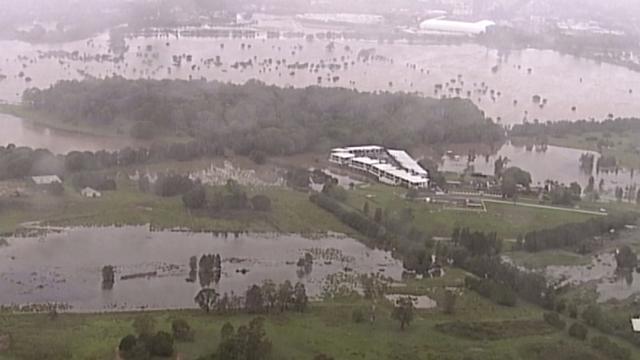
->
[510,118,640,138]
[23,77,504,154]
[194,280,308,315]
[0,140,223,181]
[518,212,638,253]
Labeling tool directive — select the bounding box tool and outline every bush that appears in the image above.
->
[591,336,631,360]
[119,335,137,352]
[543,312,566,330]
[171,318,195,342]
[149,331,174,357]
[568,322,588,340]
[568,303,578,319]
[182,185,207,209]
[352,308,365,323]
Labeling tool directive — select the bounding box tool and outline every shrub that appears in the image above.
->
[591,336,631,360]
[149,331,174,357]
[543,312,566,330]
[568,323,588,340]
[118,335,137,352]
[171,318,195,342]
[352,308,365,323]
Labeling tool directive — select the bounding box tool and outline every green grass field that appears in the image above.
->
[344,184,597,239]
[0,178,353,236]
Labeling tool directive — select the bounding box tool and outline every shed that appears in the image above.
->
[81,187,102,198]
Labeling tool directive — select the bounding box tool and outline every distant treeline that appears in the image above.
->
[519,212,639,253]
[22,77,504,155]
[510,118,640,138]
[0,141,223,181]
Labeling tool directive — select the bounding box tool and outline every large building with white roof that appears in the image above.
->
[419,18,495,35]
[329,146,429,189]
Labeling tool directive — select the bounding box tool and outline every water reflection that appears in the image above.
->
[441,142,639,200]
[0,226,402,311]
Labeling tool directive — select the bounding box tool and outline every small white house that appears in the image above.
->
[81,187,102,198]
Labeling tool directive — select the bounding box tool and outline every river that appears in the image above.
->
[0,226,402,312]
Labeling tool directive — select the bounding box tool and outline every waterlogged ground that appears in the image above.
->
[441,142,639,198]
[0,226,402,312]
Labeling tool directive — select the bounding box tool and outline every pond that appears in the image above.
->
[3,19,640,151]
[0,226,402,312]
[440,142,639,199]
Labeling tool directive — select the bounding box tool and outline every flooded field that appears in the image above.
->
[441,142,639,198]
[0,113,142,153]
[2,17,640,153]
[546,252,640,302]
[0,226,402,312]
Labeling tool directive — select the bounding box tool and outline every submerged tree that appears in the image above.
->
[392,296,415,331]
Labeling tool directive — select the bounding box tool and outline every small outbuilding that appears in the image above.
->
[81,187,102,198]
[30,175,61,186]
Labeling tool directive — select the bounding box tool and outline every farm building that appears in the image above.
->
[81,187,102,198]
[30,175,62,186]
[419,18,495,35]
[329,146,429,189]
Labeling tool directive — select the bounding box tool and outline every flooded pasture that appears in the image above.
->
[441,142,639,199]
[545,252,640,302]
[3,18,640,152]
[0,226,402,312]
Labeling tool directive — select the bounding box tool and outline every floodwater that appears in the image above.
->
[0,113,141,154]
[545,252,640,302]
[0,226,402,312]
[2,18,640,151]
[441,142,639,198]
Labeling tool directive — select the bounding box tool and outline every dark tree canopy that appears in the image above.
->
[23,78,504,156]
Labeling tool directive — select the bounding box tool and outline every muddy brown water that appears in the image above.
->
[0,226,402,312]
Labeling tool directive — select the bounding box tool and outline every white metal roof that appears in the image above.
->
[333,145,384,153]
[419,18,495,35]
[331,152,355,159]
[387,149,428,176]
[352,157,380,165]
[31,175,61,185]
[632,318,640,332]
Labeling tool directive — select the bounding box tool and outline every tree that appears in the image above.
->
[293,282,308,312]
[277,280,293,312]
[132,314,156,336]
[194,288,219,313]
[182,185,207,209]
[374,208,383,223]
[171,318,194,342]
[245,285,264,314]
[392,296,414,331]
[442,289,458,315]
[615,245,637,269]
[102,265,115,290]
[363,202,370,216]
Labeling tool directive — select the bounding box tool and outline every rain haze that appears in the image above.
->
[1,0,640,359]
